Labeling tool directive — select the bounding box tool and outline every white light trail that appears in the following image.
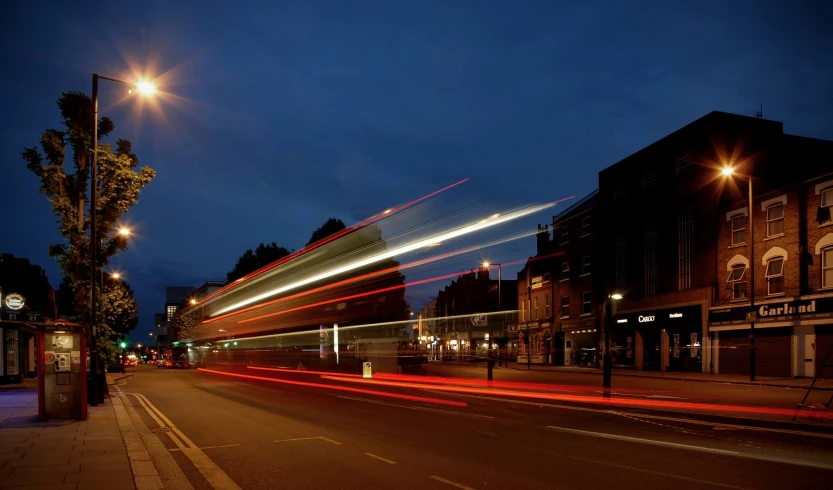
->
[211,202,555,316]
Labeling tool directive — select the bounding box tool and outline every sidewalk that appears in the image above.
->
[498,362,833,389]
[0,375,191,490]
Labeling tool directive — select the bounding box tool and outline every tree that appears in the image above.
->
[98,279,139,362]
[56,276,79,319]
[23,91,155,352]
[306,218,346,246]
[226,242,292,283]
[171,307,199,341]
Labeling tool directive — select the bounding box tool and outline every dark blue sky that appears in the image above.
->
[2,0,831,341]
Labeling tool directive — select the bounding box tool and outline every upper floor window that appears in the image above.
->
[581,215,591,236]
[731,214,747,246]
[641,170,657,192]
[560,226,570,244]
[823,246,833,289]
[545,294,550,317]
[821,187,833,224]
[560,296,570,318]
[613,186,627,204]
[581,255,592,276]
[765,256,785,295]
[675,158,692,176]
[166,305,178,321]
[726,264,747,300]
[561,261,570,281]
[765,203,784,237]
[581,292,592,315]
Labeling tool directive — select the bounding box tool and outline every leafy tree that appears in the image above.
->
[171,307,199,341]
[226,242,292,283]
[23,91,155,350]
[56,276,79,319]
[98,279,139,362]
[306,218,346,246]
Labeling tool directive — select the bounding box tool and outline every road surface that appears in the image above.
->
[116,365,833,490]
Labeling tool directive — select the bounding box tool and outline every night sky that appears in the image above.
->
[1,1,831,342]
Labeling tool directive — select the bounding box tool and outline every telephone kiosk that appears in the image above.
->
[37,322,87,420]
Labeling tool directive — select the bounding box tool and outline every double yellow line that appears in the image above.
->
[129,392,196,451]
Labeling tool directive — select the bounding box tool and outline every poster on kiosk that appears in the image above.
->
[38,321,87,420]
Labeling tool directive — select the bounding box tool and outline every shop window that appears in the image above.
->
[581,215,591,236]
[726,264,747,300]
[581,255,591,276]
[731,214,747,246]
[766,256,785,295]
[561,296,570,319]
[561,261,570,281]
[823,246,833,289]
[581,292,592,315]
[766,203,784,237]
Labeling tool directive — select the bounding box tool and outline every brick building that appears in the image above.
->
[595,111,833,376]
[513,191,599,366]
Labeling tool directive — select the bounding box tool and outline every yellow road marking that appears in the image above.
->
[365,452,396,464]
[430,475,476,490]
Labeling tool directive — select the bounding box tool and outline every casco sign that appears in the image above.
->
[638,315,655,323]
[4,293,25,311]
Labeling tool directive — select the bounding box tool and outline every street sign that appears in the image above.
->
[363,362,372,379]
[471,314,487,327]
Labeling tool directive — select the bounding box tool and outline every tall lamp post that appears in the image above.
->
[603,293,623,399]
[89,74,155,406]
[481,262,502,361]
[721,166,756,381]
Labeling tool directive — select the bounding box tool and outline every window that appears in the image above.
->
[520,300,526,322]
[560,226,569,244]
[615,231,627,293]
[581,292,592,315]
[581,215,591,236]
[641,170,657,192]
[823,247,833,289]
[766,203,784,237]
[678,209,693,291]
[731,214,747,246]
[543,273,551,283]
[534,297,539,320]
[545,295,550,317]
[676,157,692,176]
[726,264,747,300]
[766,257,785,295]
[822,187,833,224]
[614,186,627,204]
[644,221,657,295]
[561,261,570,281]
[166,305,178,321]
[581,255,591,276]
[560,296,570,318]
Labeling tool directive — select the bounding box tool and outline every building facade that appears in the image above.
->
[596,111,833,376]
[0,254,57,383]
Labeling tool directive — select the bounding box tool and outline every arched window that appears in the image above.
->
[725,255,749,300]
[821,186,833,224]
[766,256,785,295]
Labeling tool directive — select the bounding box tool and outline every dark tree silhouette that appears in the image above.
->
[306,218,346,246]
[226,242,291,283]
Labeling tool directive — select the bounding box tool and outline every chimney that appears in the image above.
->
[478,267,490,281]
[536,224,550,256]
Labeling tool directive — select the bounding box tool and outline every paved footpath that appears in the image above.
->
[0,375,193,490]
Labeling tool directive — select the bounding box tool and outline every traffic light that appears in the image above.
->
[120,342,127,349]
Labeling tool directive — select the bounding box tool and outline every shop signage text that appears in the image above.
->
[3,292,25,310]
[638,315,656,323]
[759,300,815,318]
[709,297,833,326]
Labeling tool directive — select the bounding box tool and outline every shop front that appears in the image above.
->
[709,295,833,378]
[613,305,703,373]
[510,322,552,364]
[561,316,598,368]
[1,294,41,385]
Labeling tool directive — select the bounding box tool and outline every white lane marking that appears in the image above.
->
[365,452,397,464]
[337,395,495,419]
[171,444,241,452]
[125,392,241,490]
[430,475,477,490]
[274,436,343,445]
[546,425,740,456]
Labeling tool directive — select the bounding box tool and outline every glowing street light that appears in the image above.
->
[89,72,159,406]
[721,166,735,177]
[111,272,120,280]
[118,226,131,237]
[190,298,198,305]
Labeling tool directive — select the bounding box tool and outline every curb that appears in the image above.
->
[107,373,134,385]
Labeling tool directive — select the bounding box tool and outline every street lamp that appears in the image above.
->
[481,261,503,364]
[721,165,756,381]
[603,292,623,399]
[89,74,156,406]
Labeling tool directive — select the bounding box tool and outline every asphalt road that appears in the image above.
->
[117,364,833,490]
